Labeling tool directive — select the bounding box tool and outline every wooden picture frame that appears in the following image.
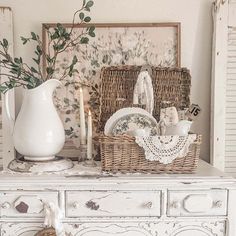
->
[0,7,15,169]
[42,22,181,159]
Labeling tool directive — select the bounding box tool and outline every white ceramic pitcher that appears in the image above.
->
[6,79,65,161]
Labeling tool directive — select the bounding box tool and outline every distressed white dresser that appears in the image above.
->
[0,160,235,236]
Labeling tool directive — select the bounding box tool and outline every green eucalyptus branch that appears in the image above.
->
[0,0,95,93]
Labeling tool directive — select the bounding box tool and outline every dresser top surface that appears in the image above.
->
[0,160,235,186]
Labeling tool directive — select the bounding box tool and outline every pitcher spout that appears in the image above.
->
[41,79,62,95]
[25,79,62,99]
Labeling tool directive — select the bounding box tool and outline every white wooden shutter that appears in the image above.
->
[212,0,236,176]
[225,26,236,174]
[0,7,15,169]
[224,1,236,175]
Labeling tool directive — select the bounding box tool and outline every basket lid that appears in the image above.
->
[98,66,191,132]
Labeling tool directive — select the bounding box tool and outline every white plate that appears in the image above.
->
[104,107,158,136]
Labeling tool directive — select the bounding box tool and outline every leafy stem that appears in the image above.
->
[0,0,95,93]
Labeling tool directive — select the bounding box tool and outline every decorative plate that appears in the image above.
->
[104,107,158,136]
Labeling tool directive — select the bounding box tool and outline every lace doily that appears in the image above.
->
[135,134,197,164]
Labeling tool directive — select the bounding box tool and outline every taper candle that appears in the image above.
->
[79,87,86,145]
[87,110,92,160]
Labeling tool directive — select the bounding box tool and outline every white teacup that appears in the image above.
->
[165,120,193,136]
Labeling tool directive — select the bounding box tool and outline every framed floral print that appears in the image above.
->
[42,23,181,159]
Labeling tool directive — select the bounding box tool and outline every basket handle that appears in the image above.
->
[140,65,152,76]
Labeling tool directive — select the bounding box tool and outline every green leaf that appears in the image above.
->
[36,45,42,54]
[31,32,37,40]
[21,37,28,45]
[56,23,63,29]
[3,38,8,47]
[80,37,89,44]
[88,25,95,32]
[63,33,70,40]
[33,58,40,65]
[30,67,38,73]
[84,7,90,12]
[53,44,59,51]
[53,42,66,51]
[0,85,8,93]
[51,32,60,40]
[9,79,17,87]
[2,59,9,63]
[72,55,78,64]
[17,68,22,77]
[79,12,85,20]
[57,42,66,50]
[86,1,94,8]
[14,58,21,64]
[46,55,52,63]
[84,16,91,22]
[10,67,19,75]
[46,67,54,75]
[88,31,95,37]
[5,82,13,89]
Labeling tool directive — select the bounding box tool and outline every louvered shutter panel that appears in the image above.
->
[225,26,236,174]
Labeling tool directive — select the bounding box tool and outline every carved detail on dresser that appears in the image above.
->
[1,221,226,236]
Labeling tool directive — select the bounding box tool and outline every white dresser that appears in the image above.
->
[0,160,235,236]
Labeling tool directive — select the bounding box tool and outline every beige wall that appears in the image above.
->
[0,0,213,161]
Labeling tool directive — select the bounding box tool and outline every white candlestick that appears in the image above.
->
[87,110,92,160]
[79,87,86,145]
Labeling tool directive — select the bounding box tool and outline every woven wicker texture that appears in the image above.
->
[35,228,56,236]
[98,66,191,132]
[98,66,200,174]
[99,134,201,174]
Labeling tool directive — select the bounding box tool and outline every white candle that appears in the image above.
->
[87,110,92,160]
[79,87,86,145]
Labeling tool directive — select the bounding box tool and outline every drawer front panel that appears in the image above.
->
[168,189,227,216]
[66,191,161,217]
[0,191,58,218]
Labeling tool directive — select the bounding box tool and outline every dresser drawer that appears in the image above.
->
[0,191,58,218]
[66,191,161,217]
[167,189,227,216]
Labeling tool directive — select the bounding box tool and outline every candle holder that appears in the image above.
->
[78,144,87,162]
[83,142,97,167]
[83,158,97,167]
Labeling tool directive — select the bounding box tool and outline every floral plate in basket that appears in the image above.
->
[104,107,158,136]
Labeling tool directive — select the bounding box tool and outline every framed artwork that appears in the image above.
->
[42,23,181,158]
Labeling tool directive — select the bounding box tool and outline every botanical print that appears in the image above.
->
[43,23,180,157]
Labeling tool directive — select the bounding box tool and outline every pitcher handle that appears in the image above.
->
[4,90,15,129]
